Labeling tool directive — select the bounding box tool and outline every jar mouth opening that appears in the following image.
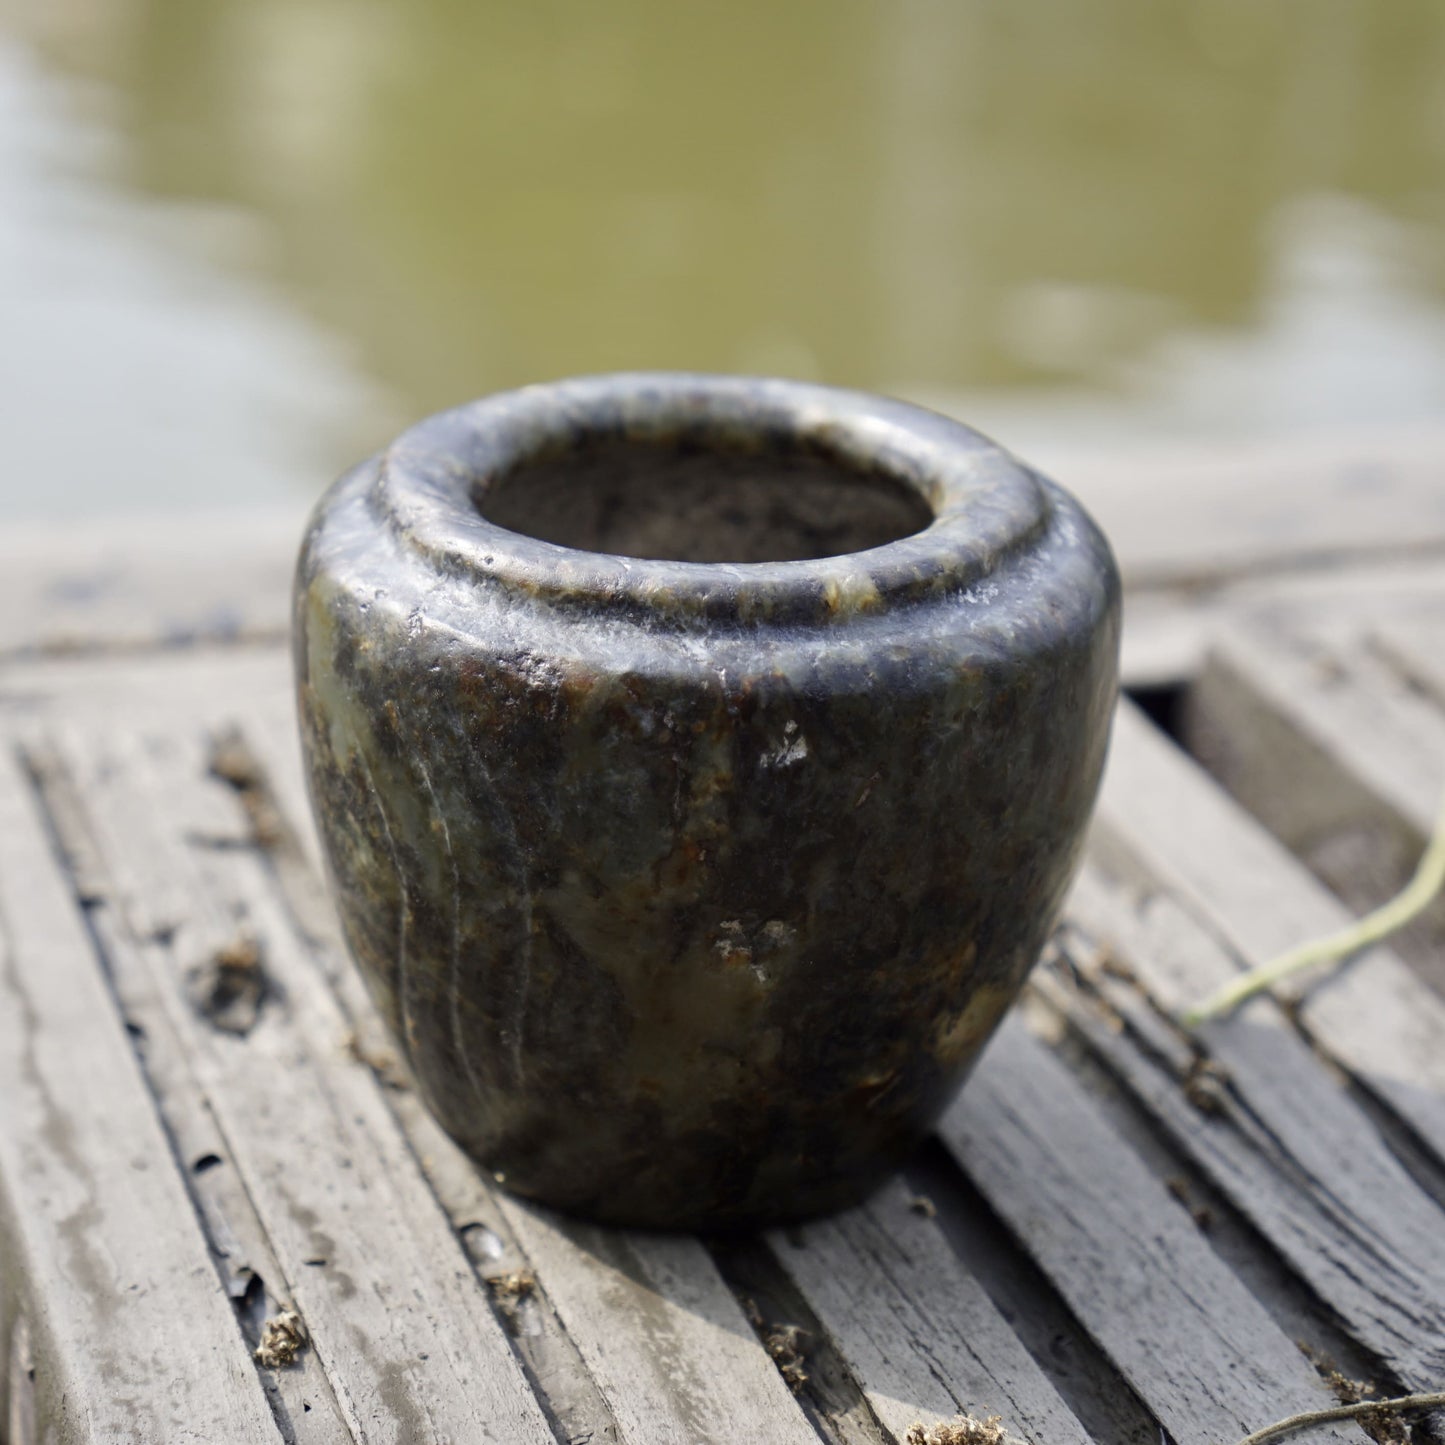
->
[476,428,936,565]
[376,373,1048,626]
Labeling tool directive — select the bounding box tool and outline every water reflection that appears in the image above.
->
[4,0,1445,513]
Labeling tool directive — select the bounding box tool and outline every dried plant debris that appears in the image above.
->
[905,1413,1011,1445]
[207,731,285,849]
[1299,1345,1410,1445]
[209,732,263,791]
[486,1268,537,1301]
[763,1322,810,1393]
[1164,1175,1214,1232]
[1182,1054,1231,1116]
[342,1029,410,1090]
[187,934,268,1036]
[740,1297,810,1393]
[254,1307,308,1369]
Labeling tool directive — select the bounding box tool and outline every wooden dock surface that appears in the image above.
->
[3,434,1445,1444]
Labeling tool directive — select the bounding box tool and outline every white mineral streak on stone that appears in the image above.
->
[418,756,487,1115]
[714,921,745,954]
[768,720,809,768]
[356,743,413,1052]
[469,742,534,1092]
[714,919,796,986]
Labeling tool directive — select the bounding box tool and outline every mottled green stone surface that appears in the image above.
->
[293,374,1120,1228]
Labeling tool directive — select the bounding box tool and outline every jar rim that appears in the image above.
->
[372,372,1049,626]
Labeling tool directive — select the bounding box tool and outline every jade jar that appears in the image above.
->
[293,373,1120,1228]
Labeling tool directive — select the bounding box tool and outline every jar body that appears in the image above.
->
[294,374,1120,1228]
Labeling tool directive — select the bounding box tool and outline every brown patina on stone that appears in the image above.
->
[293,373,1121,1229]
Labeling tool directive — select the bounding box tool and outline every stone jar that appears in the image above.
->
[293,373,1120,1229]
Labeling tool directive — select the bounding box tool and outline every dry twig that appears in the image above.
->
[1225,1389,1445,1445]
[1184,786,1445,1025]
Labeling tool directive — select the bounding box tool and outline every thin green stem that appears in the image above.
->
[1183,783,1445,1027]
[1227,1388,1445,1445]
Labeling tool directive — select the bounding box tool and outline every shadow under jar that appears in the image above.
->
[294,373,1121,1229]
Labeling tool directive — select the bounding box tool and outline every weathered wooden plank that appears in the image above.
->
[392,1067,840,1445]
[28,747,358,1443]
[939,1016,1358,1445]
[364,1083,627,1445]
[1190,626,1445,868]
[53,726,556,1445]
[0,742,281,1444]
[0,646,294,767]
[501,1201,820,1445]
[1122,553,1445,687]
[244,688,328,879]
[768,1176,1093,1445]
[1097,700,1445,1173]
[1039,424,1445,588]
[381,1039,843,1445]
[0,510,301,659]
[1050,862,1445,1388]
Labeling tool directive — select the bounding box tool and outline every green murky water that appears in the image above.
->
[4,0,1445,517]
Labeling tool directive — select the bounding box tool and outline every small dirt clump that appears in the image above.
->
[254,1308,308,1369]
[187,935,268,1036]
[486,1269,537,1301]
[763,1322,809,1393]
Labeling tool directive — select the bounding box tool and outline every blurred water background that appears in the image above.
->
[3,0,1445,520]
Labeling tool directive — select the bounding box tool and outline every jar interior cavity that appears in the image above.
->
[476,435,935,563]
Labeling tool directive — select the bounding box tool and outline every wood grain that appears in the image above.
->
[769,1176,1093,1445]
[51,725,557,1445]
[940,1016,1358,1445]
[0,741,282,1443]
